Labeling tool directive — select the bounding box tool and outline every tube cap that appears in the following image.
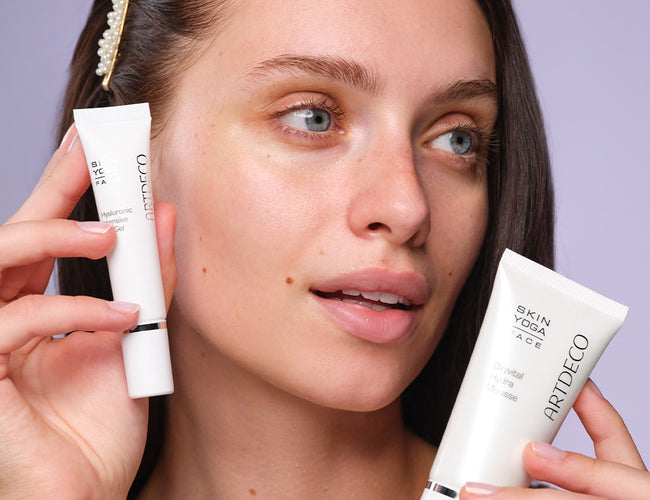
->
[121,327,174,399]
[420,483,459,500]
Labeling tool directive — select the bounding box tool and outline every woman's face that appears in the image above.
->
[155,0,497,411]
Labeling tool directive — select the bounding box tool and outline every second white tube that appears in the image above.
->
[421,249,628,499]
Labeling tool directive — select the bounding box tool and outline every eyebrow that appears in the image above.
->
[242,54,497,106]
[242,54,382,94]
[427,78,498,107]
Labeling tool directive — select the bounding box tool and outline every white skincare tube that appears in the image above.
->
[73,103,174,399]
[421,249,628,499]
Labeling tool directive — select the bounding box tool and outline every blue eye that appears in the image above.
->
[280,108,332,132]
[431,130,474,155]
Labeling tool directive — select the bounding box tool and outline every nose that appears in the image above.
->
[347,142,431,248]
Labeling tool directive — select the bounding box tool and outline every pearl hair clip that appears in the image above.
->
[96,0,130,91]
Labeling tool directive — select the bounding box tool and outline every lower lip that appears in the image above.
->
[312,294,420,344]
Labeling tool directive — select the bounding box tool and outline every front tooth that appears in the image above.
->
[342,289,361,296]
[377,292,400,304]
[359,291,381,301]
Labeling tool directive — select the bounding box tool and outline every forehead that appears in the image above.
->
[209,0,495,86]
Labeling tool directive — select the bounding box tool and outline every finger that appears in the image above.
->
[0,220,115,268]
[574,379,646,469]
[28,124,77,194]
[153,202,177,311]
[521,441,650,500]
[0,220,116,300]
[0,294,138,360]
[460,482,588,499]
[9,126,91,223]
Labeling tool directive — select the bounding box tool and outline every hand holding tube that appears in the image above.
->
[459,381,650,499]
[0,129,176,497]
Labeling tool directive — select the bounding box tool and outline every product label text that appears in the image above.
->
[513,304,550,350]
[544,334,589,421]
[137,153,155,221]
[485,362,524,402]
[90,159,120,186]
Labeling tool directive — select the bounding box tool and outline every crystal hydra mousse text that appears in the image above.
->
[74,103,174,399]
[421,249,628,499]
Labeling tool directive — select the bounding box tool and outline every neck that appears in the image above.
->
[138,316,434,499]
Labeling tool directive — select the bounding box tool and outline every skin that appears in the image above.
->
[156,0,493,415]
[0,0,647,499]
[144,0,493,497]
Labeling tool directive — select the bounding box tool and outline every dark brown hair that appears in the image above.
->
[401,0,554,445]
[56,0,553,495]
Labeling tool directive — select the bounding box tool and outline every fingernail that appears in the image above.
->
[58,124,76,149]
[108,301,140,314]
[531,441,566,460]
[587,378,604,398]
[67,132,79,153]
[464,482,499,496]
[77,221,112,233]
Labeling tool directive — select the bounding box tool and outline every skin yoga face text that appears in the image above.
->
[420,249,628,499]
[73,103,174,399]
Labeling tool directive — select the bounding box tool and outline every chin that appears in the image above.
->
[290,361,419,414]
[307,388,407,419]
[275,333,437,416]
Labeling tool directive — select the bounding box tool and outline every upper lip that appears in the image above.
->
[309,268,430,307]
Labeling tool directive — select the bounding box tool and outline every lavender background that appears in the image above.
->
[1,2,649,463]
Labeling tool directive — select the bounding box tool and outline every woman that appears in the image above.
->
[0,0,647,498]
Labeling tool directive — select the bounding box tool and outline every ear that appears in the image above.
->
[154,201,178,311]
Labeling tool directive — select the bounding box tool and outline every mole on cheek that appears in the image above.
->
[285,277,294,285]
[202,267,207,274]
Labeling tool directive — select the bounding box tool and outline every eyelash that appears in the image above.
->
[427,122,495,169]
[270,95,344,141]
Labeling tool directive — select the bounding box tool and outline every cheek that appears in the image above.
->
[456,188,488,253]
[427,174,488,285]
[165,165,273,346]
[173,164,264,282]
[165,147,318,309]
